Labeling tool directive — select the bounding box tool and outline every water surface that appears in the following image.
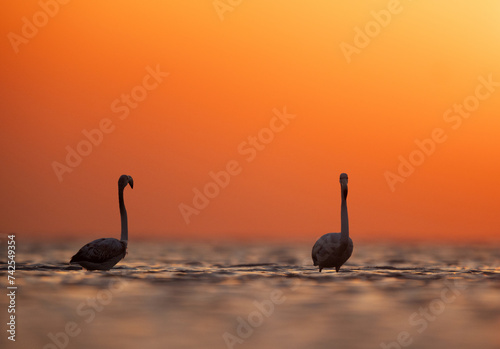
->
[1,241,500,349]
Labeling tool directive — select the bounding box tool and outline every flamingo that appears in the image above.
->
[70,175,133,270]
[311,173,353,272]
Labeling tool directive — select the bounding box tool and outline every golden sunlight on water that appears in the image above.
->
[1,241,500,349]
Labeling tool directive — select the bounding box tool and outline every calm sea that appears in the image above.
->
[1,240,500,349]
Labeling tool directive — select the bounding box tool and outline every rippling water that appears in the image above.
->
[1,241,500,349]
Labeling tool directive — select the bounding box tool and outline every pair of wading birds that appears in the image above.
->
[70,174,353,272]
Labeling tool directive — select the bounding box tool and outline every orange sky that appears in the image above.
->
[1,1,499,243]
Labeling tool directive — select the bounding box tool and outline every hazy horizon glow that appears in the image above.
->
[1,1,499,242]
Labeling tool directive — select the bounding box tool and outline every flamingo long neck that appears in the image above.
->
[340,185,349,243]
[119,185,128,243]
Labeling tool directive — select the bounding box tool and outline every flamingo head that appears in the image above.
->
[119,175,134,189]
[339,173,348,198]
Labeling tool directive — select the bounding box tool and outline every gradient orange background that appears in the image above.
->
[1,1,499,243]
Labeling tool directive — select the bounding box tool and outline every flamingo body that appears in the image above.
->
[70,238,127,270]
[312,233,353,272]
